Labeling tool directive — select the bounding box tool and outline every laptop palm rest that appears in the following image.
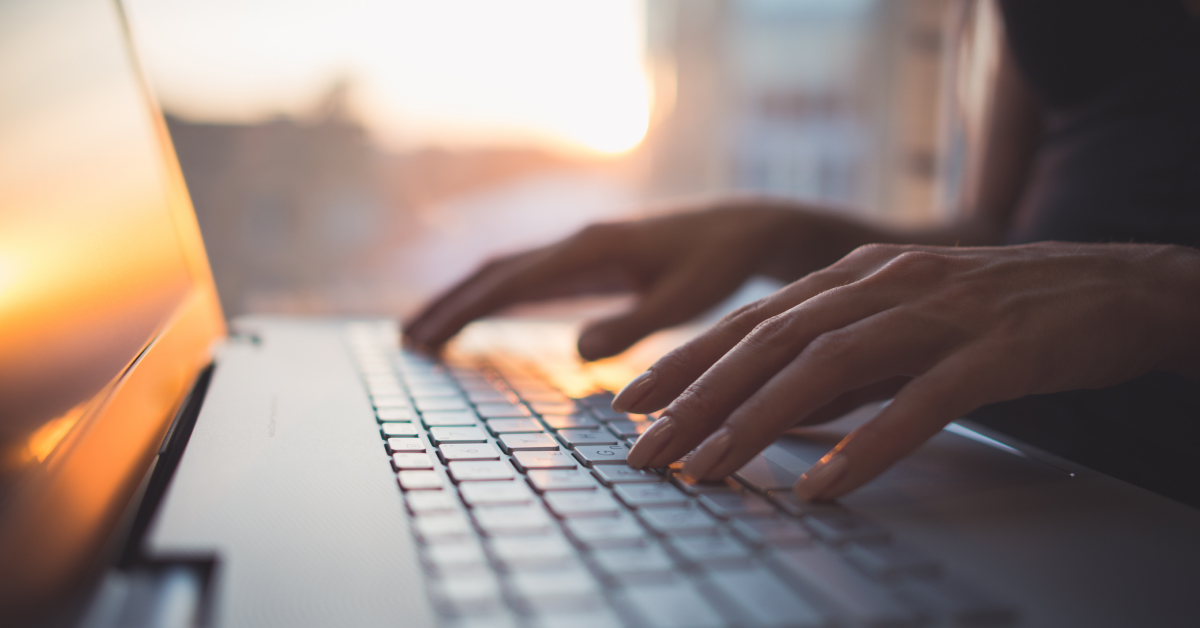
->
[767,404,1200,628]
[144,318,435,628]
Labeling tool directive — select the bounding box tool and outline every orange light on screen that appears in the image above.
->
[127,0,651,156]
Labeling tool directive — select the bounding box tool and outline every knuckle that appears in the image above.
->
[878,250,953,282]
[574,222,626,246]
[744,312,793,348]
[720,298,772,334]
[846,242,900,262]
[800,329,858,374]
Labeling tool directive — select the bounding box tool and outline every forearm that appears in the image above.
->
[1149,244,1200,381]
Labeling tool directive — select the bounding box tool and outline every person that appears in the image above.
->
[405,0,1200,505]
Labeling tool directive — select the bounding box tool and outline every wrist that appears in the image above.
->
[1148,244,1200,380]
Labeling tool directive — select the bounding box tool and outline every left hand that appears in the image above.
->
[616,242,1200,501]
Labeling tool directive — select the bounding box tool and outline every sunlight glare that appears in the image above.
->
[127,0,651,156]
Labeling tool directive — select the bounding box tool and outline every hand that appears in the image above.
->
[405,199,868,360]
[618,242,1200,500]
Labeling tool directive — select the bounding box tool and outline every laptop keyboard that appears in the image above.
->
[348,324,1016,628]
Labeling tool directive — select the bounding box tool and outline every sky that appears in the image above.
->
[124,0,651,156]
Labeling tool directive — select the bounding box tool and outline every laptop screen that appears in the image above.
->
[0,0,194,462]
[0,0,225,607]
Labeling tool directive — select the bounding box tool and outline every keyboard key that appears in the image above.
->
[416,397,470,412]
[592,466,663,485]
[698,492,777,519]
[592,545,677,578]
[371,393,410,408]
[528,401,579,415]
[606,420,651,438]
[475,403,532,418]
[487,418,544,434]
[381,422,419,437]
[460,480,534,506]
[527,469,598,492]
[558,429,619,448]
[398,470,444,490]
[770,545,919,628]
[844,542,940,580]
[509,567,601,607]
[670,474,739,496]
[498,433,560,452]
[449,461,515,482]
[529,609,624,628]
[473,506,555,535]
[706,567,826,628]
[422,541,489,573]
[432,574,504,615]
[430,426,489,444]
[393,452,436,470]
[666,532,753,567]
[407,383,461,398]
[616,581,726,628]
[614,483,689,508]
[376,406,417,422]
[544,491,622,517]
[440,443,502,461]
[729,517,812,548]
[564,515,648,548]
[540,413,599,430]
[466,389,513,404]
[804,512,890,546]
[387,437,425,452]
[512,450,577,472]
[413,513,473,540]
[587,405,629,423]
[519,390,571,404]
[423,410,480,427]
[368,382,405,396]
[766,491,843,518]
[574,444,629,466]
[638,507,719,536]
[489,535,575,568]
[733,454,798,492]
[406,490,460,514]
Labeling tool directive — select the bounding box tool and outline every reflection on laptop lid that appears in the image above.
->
[0,0,223,612]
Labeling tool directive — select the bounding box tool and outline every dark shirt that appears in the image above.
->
[973,0,1200,509]
[1002,0,1200,247]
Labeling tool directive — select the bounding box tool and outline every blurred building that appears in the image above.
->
[167,98,388,315]
[168,86,606,316]
[642,0,951,224]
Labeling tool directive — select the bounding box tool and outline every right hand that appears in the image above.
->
[404,200,852,361]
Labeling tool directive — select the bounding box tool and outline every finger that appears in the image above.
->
[793,343,1013,501]
[783,376,909,433]
[576,251,758,361]
[626,282,911,470]
[612,263,862,413]
[404,249,536,348]
[406,224,633,349]
[612,243,933,414]
[680,306,963,480]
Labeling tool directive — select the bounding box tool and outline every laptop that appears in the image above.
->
[3,0,1200,626]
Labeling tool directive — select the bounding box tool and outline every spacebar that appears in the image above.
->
[770,545,919,628]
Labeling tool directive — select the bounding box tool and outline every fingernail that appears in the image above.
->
[627,416,674,468]
[612,370,656,412]
[794,453,849,502]
[684,427,733,479]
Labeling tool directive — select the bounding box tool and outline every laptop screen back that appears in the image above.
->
[0,0,225,609]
